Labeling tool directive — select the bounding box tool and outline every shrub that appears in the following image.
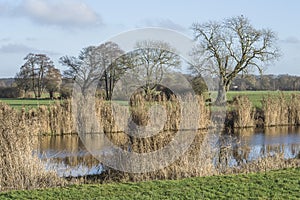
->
[0,87,22,98]
[59,87,72,99]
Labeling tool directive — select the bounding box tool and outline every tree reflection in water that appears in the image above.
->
[36,127,300,177]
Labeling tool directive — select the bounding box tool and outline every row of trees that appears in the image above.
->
[14,40,181,100]
[15,53,62,99]
[13,15,280,103]
[59,40,181,100]
[231,74,300,91]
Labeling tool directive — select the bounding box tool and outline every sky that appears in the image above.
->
[0,0,300,78]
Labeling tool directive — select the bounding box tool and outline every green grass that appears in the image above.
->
[227,90,300,108]
[1,168,299,199]
[0,98,57,109]
[1,91,300,110]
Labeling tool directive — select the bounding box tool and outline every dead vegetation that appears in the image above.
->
[0,103,64,192]
[2,94,300,135]
[76,130,300,184]
[1,92,300,190]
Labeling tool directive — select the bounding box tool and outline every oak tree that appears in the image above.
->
[192,16,280,104]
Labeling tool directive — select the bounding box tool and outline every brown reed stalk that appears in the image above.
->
[288,94,300,126]
[0,103,64,192]
[232,96,255,128]
[262,93,289,127]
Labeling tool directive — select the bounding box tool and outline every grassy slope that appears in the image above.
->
[1,168,299,200]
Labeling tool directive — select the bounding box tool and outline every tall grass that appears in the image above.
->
[2,94,300,136]
[288,94,300,126]
[2,93,300,136]
[0,103,63,192]
[94,130,218,183]
[231,96,255,128]
[1,93,300,189]
[262,93,290,126]
[84,129,299,183]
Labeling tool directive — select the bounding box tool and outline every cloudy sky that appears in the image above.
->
[0,0,300,77]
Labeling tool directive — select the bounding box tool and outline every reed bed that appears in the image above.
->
[81,129,300,184]
[2,94,300,136]
[262,93,289,126]
[93,130,218,183]
[288,94,300,126]
[231,96,255,128]
[1,91,300,190]
[0,103,63,192]
[1,93,300,138]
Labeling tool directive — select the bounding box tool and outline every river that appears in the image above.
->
[36,126,300,177]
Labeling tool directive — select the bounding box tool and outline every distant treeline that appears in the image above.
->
[230,74,300,91]
[0,78,14,88]
[0,74,300,98]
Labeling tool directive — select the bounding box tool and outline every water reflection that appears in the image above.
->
[36,127,300,177]
[37,135,102,177]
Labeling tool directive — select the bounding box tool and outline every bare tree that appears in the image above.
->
[60,46,103,96]
[96,42,125,100]
[19,53,54,98]
[192,15,280,104]
[15,68,32,97]
[60,42,124,99]
[45,67,62,99]
[125,40,181,98]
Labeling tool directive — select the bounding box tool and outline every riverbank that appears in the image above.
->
[1,167,299,199]
[1,91,300,135]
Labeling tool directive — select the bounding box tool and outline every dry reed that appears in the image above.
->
[0,103,64,192]
[262,93,289,126]
[232,96,255,128]
[288,94,300,126]
[2,93,300,135]
[82,129,300,183]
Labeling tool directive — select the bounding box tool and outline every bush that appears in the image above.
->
[0,87,22,98]
[59,87,72,99]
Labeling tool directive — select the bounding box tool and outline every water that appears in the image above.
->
[36,126,300,177]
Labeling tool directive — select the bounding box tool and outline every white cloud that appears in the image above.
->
[139,19,187,32]
[0,44,34,53]
[281,36,300,44]
[0,37,10,42]
[0,0,103,28]
[0,43,60,55]
[0,1,9,15]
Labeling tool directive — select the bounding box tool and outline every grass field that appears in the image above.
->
[1,90,300,109]
[0,98,58,109]
[226,90,300,108]
[0,168,299,199]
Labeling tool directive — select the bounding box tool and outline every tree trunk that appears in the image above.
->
[109,71,113,100]
[215,84,227,106]
[49,91,54,99]
[215,78,230,106]
[104,70,109,100]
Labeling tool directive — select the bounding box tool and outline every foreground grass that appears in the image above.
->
[1,168,299,199]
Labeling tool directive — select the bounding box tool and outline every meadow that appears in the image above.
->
[0,168,299,199]
[0,98,58,109]
[226,90,300,108]
[1,90,300,109]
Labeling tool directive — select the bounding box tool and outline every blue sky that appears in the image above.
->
[0,0,300,77]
